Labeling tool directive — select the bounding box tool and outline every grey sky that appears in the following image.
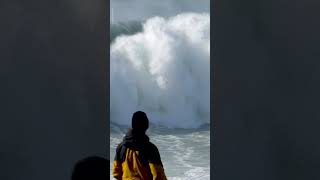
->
[111,0,210,22]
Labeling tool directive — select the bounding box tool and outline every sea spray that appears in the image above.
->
[110,13,210,129]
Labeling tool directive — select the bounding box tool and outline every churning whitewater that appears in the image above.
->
[110,13,210,129]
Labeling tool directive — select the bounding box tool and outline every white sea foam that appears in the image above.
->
[110,13,210,128]
[110,127,210,180]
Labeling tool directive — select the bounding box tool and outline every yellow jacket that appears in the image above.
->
[112,129,167,180]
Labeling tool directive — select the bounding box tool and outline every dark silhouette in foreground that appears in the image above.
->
[113,111,167,180]
[72,156,108,180]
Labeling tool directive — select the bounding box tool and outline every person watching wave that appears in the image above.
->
[112,111,167,180]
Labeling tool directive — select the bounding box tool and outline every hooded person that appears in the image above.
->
[112,111,167,180]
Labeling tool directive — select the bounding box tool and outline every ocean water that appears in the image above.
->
[110,13,210,179]
[110,124,210,179]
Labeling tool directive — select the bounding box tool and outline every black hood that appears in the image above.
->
[123,129,149,147]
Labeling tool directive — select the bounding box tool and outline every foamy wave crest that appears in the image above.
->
[110,13,210,129]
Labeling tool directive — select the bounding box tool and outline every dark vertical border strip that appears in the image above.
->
[106,0,111,161]
[211,0,216,179]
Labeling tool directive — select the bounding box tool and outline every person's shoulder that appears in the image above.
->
[116,141,123,147]
[147,141,160,152]
[146,141,163,165]
[147,141,157,148]
[114,141,127,161]
[116,141,126,151]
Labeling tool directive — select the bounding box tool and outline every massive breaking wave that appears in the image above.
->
[110,13,210,129]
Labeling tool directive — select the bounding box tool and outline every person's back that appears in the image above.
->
[112,111,167,180]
